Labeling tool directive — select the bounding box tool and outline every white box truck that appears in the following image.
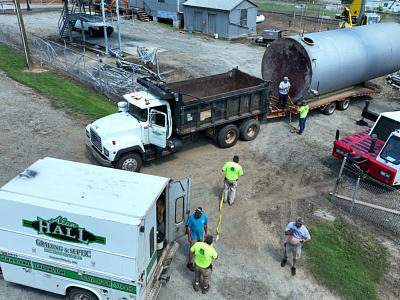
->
[0,157,191,300]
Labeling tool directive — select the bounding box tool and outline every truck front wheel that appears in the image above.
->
[68,288,98,300]
[239,119,260,141]
[116,152,142,172]
[217,124,239,148]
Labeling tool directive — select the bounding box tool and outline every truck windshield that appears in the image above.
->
[380,135,400,165]
[370,116,400,141]
[128,104,148,122]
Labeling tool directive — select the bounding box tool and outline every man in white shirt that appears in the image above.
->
[278,76,291,109]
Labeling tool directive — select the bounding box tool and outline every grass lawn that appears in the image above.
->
[0,44,116,119]
[254,0,339,18]
[305,219,387,300]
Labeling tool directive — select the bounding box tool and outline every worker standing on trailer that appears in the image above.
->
[281,217,311,276]
[222,155,243,206]
[298,101,309,135]
[278,76,291,109]
[186,207,208,272]
[191,235,218,294]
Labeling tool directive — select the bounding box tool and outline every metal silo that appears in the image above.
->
[261,22,400,102]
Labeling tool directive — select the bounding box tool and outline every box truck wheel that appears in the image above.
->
[217,124,239,148]
[337,99,350,110]
[116,152,142,172]
[68,288,98,300]
[239,119,260,141]
[323,102,336,115]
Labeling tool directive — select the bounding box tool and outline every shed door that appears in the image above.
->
[167,177,191,242]
[208,14,216,34]
[194,12,203,32]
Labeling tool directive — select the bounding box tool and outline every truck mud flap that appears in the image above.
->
[144,241,179,300]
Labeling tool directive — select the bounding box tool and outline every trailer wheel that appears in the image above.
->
[116,152,142,172]
[337,99,350,110]
[239,119,260,141]
[217,124,239,148]
[323,102,336,115]
[68,288,98,300]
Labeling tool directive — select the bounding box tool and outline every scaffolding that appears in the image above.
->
[58,0,124,54]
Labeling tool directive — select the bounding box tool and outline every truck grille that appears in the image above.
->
[90,128,102,152]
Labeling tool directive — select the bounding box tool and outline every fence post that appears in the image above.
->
[64,39,67,71]
[350,176,361,213]
[97,54,103,92]
[331,154,348,203]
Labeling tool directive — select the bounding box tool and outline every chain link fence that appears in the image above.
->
[330,165,400,235]
[254,0,400,24]
[0,24,150,101]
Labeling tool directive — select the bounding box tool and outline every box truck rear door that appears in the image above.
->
[166,177,191,242]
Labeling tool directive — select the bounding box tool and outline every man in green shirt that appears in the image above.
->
[298,101,309,135]
[190,235,218,294]
[222,155,244,205]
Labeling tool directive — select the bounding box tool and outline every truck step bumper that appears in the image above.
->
[85,141,114,168]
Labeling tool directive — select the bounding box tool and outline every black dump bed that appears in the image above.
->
[137,69,271,135]
[168,69,270,134]
[168,69,266,103]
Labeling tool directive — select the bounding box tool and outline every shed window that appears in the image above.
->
[240,9,247,27]
[158,0,165,3]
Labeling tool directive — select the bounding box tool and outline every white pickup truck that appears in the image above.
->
[73,20,113,37]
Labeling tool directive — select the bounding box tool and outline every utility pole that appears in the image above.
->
[14,0,32,69]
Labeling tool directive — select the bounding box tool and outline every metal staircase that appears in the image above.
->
[132,7,152,22]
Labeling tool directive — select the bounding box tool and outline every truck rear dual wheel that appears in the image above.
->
[323,102,336,115]
[68,288,98,300]
[217,124,239,148]
[116,152,142,172]
[337,99,350,110]
[239,119,260,141]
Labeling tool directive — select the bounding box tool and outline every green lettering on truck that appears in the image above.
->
[0,254,136,294]
[22,216,106,245]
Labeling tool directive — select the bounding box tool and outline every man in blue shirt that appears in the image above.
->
[186,207,208,271]
[281,217,311,276]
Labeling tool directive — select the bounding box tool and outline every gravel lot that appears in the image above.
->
[1,7,400,300]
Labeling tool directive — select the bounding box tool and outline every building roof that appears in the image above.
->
[183,0,257,11]
[0,158,170,226]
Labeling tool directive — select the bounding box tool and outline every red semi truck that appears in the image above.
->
[332,102,400,187]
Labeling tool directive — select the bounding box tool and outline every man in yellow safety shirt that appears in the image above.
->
[298,101,309,135]
[222,155,243,205]
[191,235,218,294]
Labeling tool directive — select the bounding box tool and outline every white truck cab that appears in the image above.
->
[86,90,179,172]
[0,157,191,300]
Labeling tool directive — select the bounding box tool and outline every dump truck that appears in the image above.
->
[86,68,271,172]
[0,157,191,300]
[333,102,400,186]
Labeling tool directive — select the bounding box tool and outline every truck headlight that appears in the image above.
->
[379,170,391,180]
[103,148,109,157]
[86,129,90,138]
[335,148,346,156]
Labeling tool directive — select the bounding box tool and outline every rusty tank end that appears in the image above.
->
[261,38,312,103]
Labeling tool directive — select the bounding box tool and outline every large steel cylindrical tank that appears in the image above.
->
[261,23,400,102]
